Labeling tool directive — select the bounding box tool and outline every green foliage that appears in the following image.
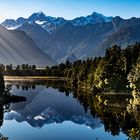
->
[1,43,140,93]
[127,43,140,91]
[128,64,140,91]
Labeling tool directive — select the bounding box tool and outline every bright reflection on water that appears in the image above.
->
[0,81,128,140]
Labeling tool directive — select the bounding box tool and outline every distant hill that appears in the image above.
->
[0,26,56,66]
[17,22,51,51]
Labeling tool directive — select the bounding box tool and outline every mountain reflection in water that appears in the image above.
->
[0,80,139,140]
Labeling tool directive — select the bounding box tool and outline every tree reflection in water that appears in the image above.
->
[4,80,140,139]
[0,101,8,139]
[0,83,26,140]
[0,134,8,140]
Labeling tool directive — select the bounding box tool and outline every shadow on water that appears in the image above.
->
[0,92,26,139]
[3,80,140,139]
[0,78,26,139]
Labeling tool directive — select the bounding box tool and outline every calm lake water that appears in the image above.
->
[0,81,132,140]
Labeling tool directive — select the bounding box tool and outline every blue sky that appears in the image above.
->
[0,0,140,22]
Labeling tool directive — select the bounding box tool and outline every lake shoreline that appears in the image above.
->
[4,76,67,82]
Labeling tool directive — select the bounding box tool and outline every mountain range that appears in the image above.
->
[1,11,140,64]
[1,11,112,33]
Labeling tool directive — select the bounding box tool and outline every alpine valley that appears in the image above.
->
[1,11,140,64]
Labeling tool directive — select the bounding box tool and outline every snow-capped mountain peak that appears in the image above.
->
[71,11,113,26]
[91,11,104,16]
[28,11,47,22]
[1,11,113,33]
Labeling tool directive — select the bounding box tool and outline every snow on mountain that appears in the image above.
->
[70,12,113,26]
[35,20,46,25]
[7,25,21,30]
[39,17,67,34]
[1,11,67,34]
[1,19,21,29]
[1,11,112,34]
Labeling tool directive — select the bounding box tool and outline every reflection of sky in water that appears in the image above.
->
[1,120,127,140]
[0,84,128,140]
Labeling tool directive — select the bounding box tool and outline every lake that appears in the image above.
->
[0,80,136,140]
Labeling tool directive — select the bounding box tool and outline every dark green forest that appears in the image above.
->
[2,43,140,93]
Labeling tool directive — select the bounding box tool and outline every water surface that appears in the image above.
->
[0,81,132,139]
